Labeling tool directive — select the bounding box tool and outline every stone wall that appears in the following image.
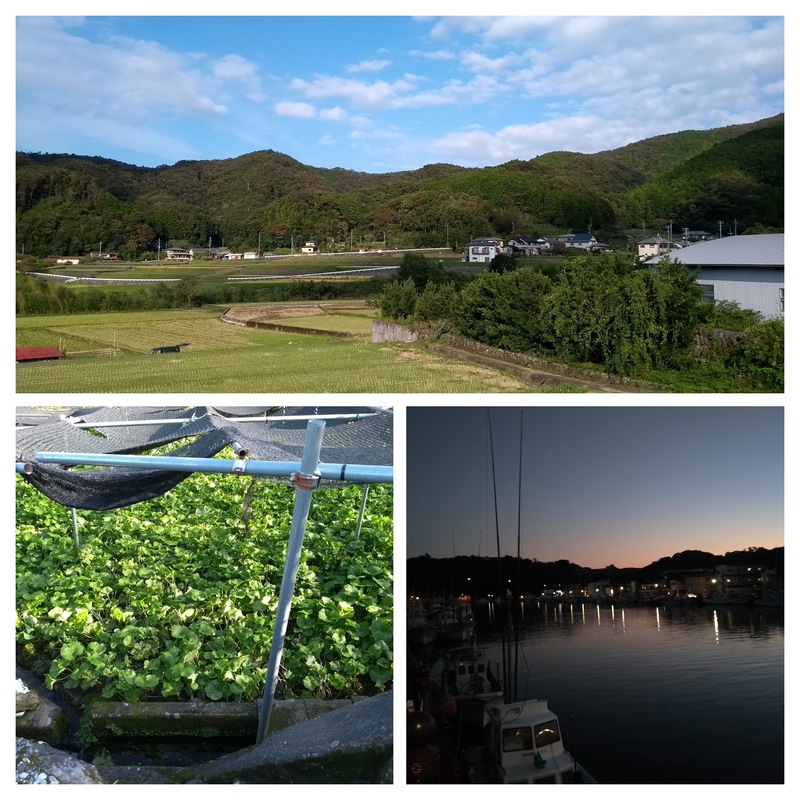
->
[371,321,418,343]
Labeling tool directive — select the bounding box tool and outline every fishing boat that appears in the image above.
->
[427,598,475,644]
[408,598,439,647]
[467,698,595,784]
[439,640,505,729]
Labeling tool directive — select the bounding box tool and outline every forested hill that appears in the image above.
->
[16,114,783,259]
[407,546,784,597]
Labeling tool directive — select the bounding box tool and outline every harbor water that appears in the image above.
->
[469,599,783,784]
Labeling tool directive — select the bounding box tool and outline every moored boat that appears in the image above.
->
[467,698,595,784]
[440,640,505,728]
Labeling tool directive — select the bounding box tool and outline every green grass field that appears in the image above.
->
[16,307,570,393]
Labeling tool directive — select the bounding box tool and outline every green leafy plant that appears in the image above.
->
[16,467,393,703]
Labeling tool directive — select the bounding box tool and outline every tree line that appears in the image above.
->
[377,252,783,391]
[15,273,385,316]
[407,547,784,599]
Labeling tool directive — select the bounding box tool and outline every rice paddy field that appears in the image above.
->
[16,306,566,393]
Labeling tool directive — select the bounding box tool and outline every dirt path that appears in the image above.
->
[422,343,660,393]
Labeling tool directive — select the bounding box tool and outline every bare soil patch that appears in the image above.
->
[224,302,370,323]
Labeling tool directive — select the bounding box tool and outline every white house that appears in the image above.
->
[165,248,190,261]
[301,241,319,254]
[559,232,597,250]
[467,237,504,263]
[638,237,683,259]
[648,234,784,318]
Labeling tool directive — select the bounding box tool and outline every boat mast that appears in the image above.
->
[514,409,523,705]
[487,410,509,703]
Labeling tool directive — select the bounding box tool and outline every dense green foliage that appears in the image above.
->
[16,469,393,702]
[16,115,782,258]
[377,252,783,391]
[16,273,385,315]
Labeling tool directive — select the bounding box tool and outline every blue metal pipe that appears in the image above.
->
[33,452,392,484]
[256,418,325,744]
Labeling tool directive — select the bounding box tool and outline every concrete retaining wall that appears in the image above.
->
[372,321,418,343]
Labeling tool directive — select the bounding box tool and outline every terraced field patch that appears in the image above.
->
[16,305,580,393]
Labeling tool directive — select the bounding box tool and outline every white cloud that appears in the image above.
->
[16,18,229,123]
[290,76,399,109]
[345,59,391,73]
[274,101,317,119]
[409,49,456,60]
[290,70,506,111]
[212,54,267,102]
[460,51,522,74]
[319,106,348,121]
[428,115,649,165]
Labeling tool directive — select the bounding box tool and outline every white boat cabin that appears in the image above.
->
[484,699,583,783]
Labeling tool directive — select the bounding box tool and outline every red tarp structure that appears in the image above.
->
[16,347,64,362]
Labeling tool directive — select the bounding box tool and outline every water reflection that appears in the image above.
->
[474,597,783,642]
[464,599,783,783]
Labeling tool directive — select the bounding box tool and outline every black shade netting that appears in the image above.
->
[16,406,392,511]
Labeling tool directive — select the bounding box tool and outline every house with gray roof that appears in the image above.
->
[648,234,784,318]
[467,237,504,263]
[507,235,540,256]
[638,237,683,259]
[559,232,597,250]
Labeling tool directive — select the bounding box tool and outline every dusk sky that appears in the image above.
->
[406,406,784,569]
[15,9,784,173]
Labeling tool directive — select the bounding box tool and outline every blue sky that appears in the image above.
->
[406,407,784,568]
[15,7,785,173]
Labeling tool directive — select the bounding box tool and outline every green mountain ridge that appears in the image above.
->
[16,114,783,258]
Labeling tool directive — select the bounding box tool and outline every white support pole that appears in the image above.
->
[354,485,370,542]
[255,418,326,745]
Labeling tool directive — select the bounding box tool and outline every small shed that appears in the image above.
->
[16,347,65,363]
